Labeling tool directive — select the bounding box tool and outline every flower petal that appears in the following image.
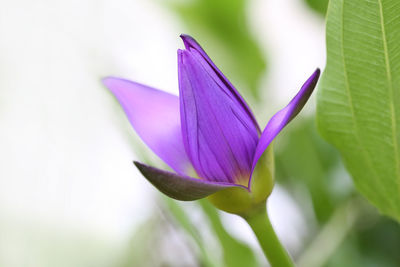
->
[178,48,259,184]
[250,69,320,177]
[180,34,261,133]
[103,77,191,174]
[134,161,240,201]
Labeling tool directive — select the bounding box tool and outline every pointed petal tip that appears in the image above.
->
[102,76,118,84]
[102,76,125,94]
[179,33,191,40]
[102,76,113,87]
[297,68,321,100]
[102,77,119,97]
[180,34,196,50]
[133,161,238,201]
[133,160,142,169]
[312,68,321,80]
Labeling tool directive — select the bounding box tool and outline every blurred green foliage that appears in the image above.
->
[275,117,346,223]
[167,0,267,100]
[163,197,259,267]
[199,200,258,267]
[164,197,217,267]
[326,217,400,267]
[118,216,162,267]
[304,0,329,16]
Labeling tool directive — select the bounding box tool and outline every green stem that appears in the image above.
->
[243,204,295,267]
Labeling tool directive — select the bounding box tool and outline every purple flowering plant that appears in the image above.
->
[104,35,319,267]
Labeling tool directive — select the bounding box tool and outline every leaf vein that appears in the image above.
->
[341,0,396,210]
[377,0,400,208]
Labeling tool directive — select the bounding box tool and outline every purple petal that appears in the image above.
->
[134,161,240,201]
[180,34,261,134]
[103,77,191,175]
[250,69,320,177]
[178,48,259,184]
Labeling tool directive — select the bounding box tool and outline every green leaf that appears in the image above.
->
[317,0,400,221]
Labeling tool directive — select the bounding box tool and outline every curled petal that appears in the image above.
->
[103,77,191,175]
[250,69,321,179]
[134,161,240,201]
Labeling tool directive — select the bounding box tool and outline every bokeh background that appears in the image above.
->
[1,0,400,266]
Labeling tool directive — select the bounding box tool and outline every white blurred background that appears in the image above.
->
[0,0,324,266]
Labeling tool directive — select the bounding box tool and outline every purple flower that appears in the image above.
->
[103,35,320,208]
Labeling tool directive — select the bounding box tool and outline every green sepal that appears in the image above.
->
[207,144,275,216]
